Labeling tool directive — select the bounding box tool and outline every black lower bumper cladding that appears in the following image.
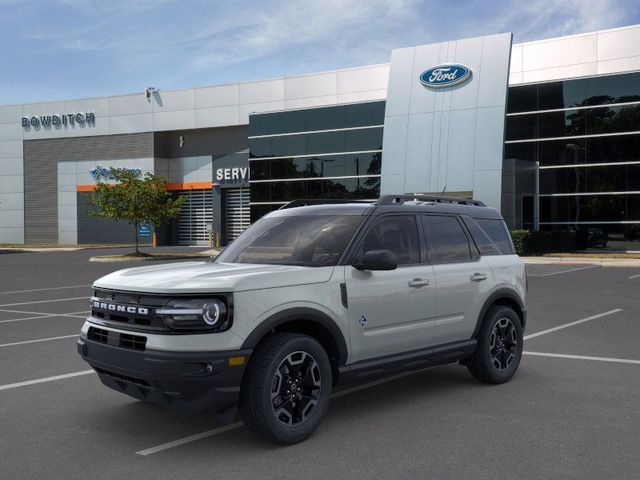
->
[77,337,251,423]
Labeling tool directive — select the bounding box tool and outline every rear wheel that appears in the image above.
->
[239,332,332,444]
[468,306,523,384]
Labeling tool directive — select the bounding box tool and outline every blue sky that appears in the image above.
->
[1,0,639,104]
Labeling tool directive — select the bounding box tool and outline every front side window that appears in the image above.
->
[423,215,472,264]
[215,215,363,267]
[360,216,420,265]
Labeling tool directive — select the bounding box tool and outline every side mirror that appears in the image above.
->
[354,249,398,271]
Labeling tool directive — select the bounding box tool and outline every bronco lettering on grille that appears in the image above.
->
[92,300,149,315]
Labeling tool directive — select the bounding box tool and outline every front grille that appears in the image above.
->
[87,326,147,351]
[87,326,108,344]
[120,333,147,351]
[90,289,170,332]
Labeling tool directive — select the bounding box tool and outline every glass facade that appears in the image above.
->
[249,101,384,221]
[503,71,640,245]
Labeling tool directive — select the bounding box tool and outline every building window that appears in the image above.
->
[503,71,640,237]
[249,101,385,221]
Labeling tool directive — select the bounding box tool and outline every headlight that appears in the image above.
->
[156,296,231,332]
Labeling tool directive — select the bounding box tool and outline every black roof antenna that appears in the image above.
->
[441,185,447,196]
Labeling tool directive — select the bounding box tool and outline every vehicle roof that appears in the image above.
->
[268,200,504,220]
[268,203,374,217]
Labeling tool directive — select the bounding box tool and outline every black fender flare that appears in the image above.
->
[472,288,526,338]
[241,307,349,367]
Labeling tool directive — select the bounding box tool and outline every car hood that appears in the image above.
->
[93,261,335,294]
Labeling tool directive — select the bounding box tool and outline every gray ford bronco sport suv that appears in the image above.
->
[78,195,526,444]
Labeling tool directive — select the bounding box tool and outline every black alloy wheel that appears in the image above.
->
[489,317,518,370]
[271,351,322,426]
[239,332,332,444]
[467,305,523,384]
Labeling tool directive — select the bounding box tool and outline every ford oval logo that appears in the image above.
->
[419,64,472,89]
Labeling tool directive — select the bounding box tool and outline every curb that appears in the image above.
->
[523,256,640,267]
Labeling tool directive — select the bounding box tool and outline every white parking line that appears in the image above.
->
[524,351,640,365]
[0,310,88,324]
[629,273,640,279]
[0,297,87,308]
[524,309,622,340]
[0,284,90,295]
[528,265,599,277]
[0,370,95,391]
[136,422,246,456]
[136,366,433,456]
[0,334,79,348]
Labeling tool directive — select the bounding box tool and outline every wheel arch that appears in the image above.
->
[472,289,526,339]
[241,307,349,381]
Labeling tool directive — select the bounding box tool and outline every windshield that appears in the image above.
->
[215,215,363,267]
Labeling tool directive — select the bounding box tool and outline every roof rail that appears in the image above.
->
[376,195,486,207]
[278,199,375,210]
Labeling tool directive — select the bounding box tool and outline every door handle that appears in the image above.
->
[408,278,430,288]
[470,273,487,282]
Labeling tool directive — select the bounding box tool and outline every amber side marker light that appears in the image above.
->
[228,356,246,366]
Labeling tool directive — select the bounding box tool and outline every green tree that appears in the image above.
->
[86,168,185,255]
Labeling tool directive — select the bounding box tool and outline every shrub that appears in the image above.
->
[509,229,577,256]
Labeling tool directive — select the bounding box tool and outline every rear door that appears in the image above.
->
[345,214,436,363]
[421,215,494,345]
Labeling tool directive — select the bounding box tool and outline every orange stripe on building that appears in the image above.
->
[166,182,213,191]
[76,181,213,192]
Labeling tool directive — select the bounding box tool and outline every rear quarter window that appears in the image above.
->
[474,218,515,255]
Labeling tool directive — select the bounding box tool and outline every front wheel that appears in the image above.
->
[239,333,332,444]
[468,306,523,384]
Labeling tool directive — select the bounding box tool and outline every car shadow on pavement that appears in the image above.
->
[82,363,502,453]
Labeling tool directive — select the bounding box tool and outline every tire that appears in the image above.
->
[239,332,332,444]
[468,306,523,384]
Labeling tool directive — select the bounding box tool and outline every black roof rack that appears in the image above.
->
[376,195,486,207]
[279,199,375,210]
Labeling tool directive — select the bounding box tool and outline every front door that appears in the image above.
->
[345,215,436,363]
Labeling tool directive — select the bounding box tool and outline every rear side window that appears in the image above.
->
[475,218,515,254]
[422,215,472,264]
[463,217,501,256]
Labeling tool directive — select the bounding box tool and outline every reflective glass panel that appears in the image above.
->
[586,104,640,135]
[507,85,537,114]
[540,164,640,194]
[538,109,585,138]
[538,138,586,167]
[540,194,640,223]
[248,101,386,136]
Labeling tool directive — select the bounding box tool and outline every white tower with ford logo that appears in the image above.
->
[380,33,513,209]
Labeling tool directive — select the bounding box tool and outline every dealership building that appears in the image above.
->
[1,24,639,245]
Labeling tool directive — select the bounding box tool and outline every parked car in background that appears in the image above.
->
[588,228,608,248]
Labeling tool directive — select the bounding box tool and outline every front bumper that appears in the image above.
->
[77,337,251,422]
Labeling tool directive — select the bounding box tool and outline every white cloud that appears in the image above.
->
[183,0,423,71]
[7,0,637,96]
[471,0,632,42]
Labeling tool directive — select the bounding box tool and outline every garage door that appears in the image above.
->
[225,187,250,243]
[176,189,213,246]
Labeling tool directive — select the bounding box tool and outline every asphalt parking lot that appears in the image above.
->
[1,249,639,479]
